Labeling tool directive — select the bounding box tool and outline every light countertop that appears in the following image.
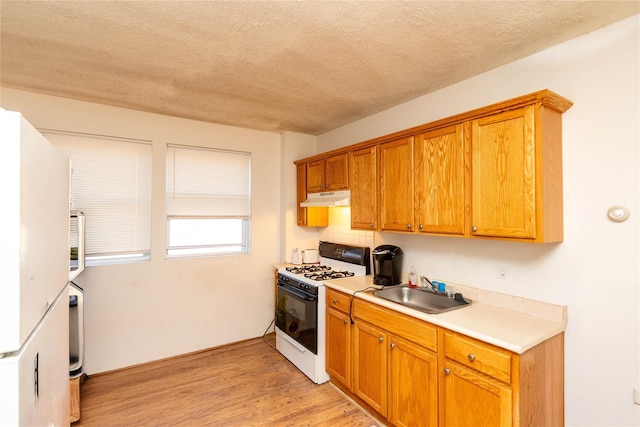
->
[323,276,567,354]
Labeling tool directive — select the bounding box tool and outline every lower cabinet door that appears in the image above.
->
[389,335,438,427]
[443,361,513,427]
[353,320,388,416]
[326,308,351,388]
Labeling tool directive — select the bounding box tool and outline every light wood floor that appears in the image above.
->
[74,334,381,426]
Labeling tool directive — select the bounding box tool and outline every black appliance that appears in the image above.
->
[276,274,319,354]
[372,245,403,286]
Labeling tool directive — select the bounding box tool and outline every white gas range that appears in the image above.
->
[275,241,370,384]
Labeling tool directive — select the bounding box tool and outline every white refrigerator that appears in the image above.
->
[0,110,71,425]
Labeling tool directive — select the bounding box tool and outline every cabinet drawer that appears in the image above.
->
[353,298,437,351]
[327,288,352,314]
[444,331,512,384]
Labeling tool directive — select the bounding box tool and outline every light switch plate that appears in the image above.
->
[634,388,640,405]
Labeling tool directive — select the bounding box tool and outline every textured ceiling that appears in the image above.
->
[1,1,638,135]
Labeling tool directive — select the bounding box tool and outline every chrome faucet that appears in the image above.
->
[420,276,437,292]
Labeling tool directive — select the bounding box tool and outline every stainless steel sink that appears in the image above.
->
[372,286,471,314]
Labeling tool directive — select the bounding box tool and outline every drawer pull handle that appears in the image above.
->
[444,368,451,375]
[468,354,476,362]
[332,299,338,304]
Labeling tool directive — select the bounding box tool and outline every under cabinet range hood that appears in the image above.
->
[300,190,350,207]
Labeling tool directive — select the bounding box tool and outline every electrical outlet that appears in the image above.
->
[634,387,640,405]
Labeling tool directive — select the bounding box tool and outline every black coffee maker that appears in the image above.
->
[372,245,403,286]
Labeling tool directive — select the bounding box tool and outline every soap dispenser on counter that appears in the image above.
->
[408,266,418,288]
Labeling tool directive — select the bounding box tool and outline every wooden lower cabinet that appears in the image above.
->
[326,295,564,427]
[389,335,438,427]
[326,307,351,388]
[350,320,438,426]
[442,330,564,427]
[353,320,388,416]
[443,361,512,427]
[351,299,439,426]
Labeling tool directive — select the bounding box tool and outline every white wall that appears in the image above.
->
[1,89,283,374]
[280,131,322,262]
[317,15,640,427]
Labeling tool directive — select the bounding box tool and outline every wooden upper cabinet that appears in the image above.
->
[306,159,326,193]
[471,102,564,242]
[307,153,349,193]
[380,137,414,232]
[325,153,349,190]
[350,146,377,230]
[296,164,308,226]
[414,123,468,236]
[296,163,328,227]
[294,90,571,241]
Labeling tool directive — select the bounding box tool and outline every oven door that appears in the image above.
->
[276,281,318,354]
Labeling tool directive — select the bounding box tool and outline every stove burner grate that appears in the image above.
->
[285,265,331,275]
[303,271,355,281]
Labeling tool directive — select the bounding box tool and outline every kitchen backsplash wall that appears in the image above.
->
[318,207,374,249]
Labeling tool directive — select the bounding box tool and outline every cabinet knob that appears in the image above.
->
[468,354,476,362]
[332,299,338,304]
[390,342,396,349]
[406,224,412,229]
[370,222,375,228]
[443,368,451,375]
[343,319,348,325]
[378,336,384,343]
[418,224,423,230]
[471,225,477,232]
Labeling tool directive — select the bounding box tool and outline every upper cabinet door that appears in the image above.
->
[325,153,349,190]
[380,137,414,232]
[414,123,467,236]
[350,146,377,230]
[471,106,537,240]
[306,154,348,193]
[306,159,326,193]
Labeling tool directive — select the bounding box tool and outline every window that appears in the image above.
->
[166,144,251,257]
[43,130,152,265]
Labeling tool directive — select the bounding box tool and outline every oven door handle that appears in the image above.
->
[278,284,317,301]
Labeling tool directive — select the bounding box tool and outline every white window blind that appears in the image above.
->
[166,145,251,218]
[166,144,251,257]
[44,130,152,262]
